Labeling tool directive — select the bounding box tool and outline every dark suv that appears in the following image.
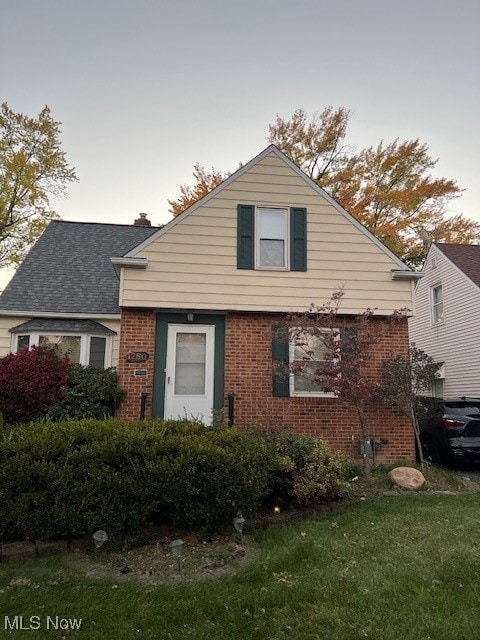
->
[416,397,480,465]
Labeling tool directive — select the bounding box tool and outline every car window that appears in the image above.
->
[446,405,480,416]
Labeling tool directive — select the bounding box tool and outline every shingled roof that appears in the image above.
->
[0,221,158,315]
[435,243,480,289]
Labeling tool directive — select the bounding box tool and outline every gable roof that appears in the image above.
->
[126,144,410,272]
[435,243,480,289]
[0,221,158,316]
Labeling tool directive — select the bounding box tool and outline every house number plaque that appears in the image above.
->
[125,351,150,363]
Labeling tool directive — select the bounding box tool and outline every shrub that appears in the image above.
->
[0,346,70,424]
[46,364,125,421]
[0,419,278,543]
[151,428,278,530]
[262,430,348,507]
[291,440,348,504]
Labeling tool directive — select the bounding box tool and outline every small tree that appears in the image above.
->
[377,344,440,466]
[287,290,406,474]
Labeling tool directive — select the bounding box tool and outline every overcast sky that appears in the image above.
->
[1,0,479,287]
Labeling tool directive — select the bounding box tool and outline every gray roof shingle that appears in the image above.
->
[0,221,158,315]
[435,243,480,289]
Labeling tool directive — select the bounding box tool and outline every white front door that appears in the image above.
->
[164,324,215,425]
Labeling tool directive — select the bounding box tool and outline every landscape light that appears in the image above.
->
[170,539,184,573]
[92,530,108,550]
[233,516,245,547]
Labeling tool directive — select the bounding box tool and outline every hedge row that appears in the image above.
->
[0,419,348,544]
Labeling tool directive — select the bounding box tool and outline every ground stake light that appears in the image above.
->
[233,516,245,547]
[170,539,184,573]
[92,530,108,552]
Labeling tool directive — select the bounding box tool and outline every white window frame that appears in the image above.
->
[289,327,337,397]
[430,283,444,325]
[12,331,113,368]
[255,206,289,271]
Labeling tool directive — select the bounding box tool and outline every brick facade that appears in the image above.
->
[117,308,156,420]
[224,312,414,463]
[117,308,415,462]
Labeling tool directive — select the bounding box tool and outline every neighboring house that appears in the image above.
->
[0,145,421,460]
[409,243,480,398]
[0,218,158,368]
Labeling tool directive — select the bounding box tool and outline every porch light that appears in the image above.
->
[233,516,245,547]
[92,530,108,549]
[186,312,194,322]
[170,539,184,572]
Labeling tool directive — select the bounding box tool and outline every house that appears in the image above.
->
[0,217,158,368]
[0,145,420,461]
[409,243,480,398]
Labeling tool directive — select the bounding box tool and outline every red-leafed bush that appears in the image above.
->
[0,346,71,425]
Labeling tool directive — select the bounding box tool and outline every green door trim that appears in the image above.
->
[152,312,225,419]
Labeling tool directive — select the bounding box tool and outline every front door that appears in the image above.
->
[164,324,215,424]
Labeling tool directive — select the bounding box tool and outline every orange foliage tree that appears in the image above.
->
[168,107,479,267]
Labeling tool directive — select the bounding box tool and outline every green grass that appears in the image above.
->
[2,494,480,639]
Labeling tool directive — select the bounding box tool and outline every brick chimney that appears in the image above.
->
[133,212,151,227]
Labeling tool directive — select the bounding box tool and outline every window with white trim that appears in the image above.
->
[289,328,336,396]
[431,284,444,324]
[256,207,288,269]
[14,332,111,368]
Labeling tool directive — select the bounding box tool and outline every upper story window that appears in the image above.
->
[256,207,288,269]
[431,283,444,324]
[237,204,307,272]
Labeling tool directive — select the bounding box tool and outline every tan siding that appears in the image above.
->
[122,150,413,315]
[98,319,121,367]
[409,246,480,396]
[0,316,25,356]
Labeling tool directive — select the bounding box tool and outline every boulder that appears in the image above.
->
[388,466,426,491]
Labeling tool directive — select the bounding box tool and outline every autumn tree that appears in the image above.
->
[169,106,479,267]
[268,106,351,182]
[168,163,230,217]
[286,290,407,475]
[0,103,77,268]
[325,139,471,267]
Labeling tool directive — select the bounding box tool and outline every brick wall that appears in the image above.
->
[224,312,415,463]
[117,308,156,420]
[116,308,415,462]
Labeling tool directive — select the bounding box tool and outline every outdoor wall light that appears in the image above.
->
[273,505,281,514]
[186,312,194,322]
[233,516,245,547]
[92,530,108,549]
[170,538,184,572]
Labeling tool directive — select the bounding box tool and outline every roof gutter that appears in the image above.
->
[390,270,423,281]
[110,256,148,278]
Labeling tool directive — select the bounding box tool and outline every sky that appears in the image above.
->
[1,0,479,288]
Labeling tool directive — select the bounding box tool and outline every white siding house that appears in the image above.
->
[409,243,480,397]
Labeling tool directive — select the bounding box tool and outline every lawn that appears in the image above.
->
[1,493,479,640]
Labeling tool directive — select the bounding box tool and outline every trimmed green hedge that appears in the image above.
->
[0,419,277,542]
[0,420,349,544]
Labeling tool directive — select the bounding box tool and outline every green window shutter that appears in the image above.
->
[341,327,357,361]
[290,207,307,271]
[237,204,255,269]
[272,325,290,397]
